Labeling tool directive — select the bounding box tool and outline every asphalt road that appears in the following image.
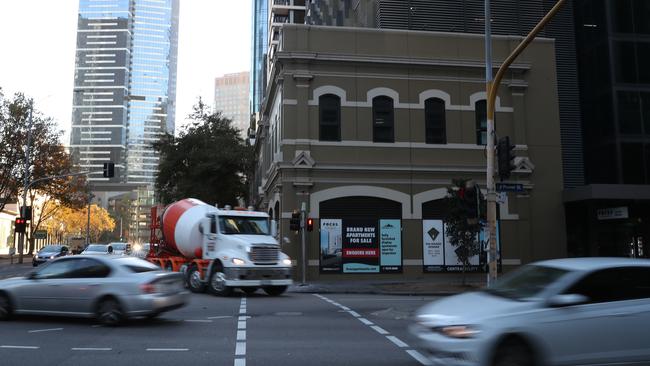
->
[0,266,439,366]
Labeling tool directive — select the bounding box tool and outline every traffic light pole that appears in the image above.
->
[484,0,565,285]
[300,202,307,285]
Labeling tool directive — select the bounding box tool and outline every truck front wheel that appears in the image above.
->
[263,286,287,296]
[208,265,232,297]
[186,264,206,293]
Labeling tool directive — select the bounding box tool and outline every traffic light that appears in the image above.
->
[14,218,27,233]
[290,211,301,231]
[464,181,479,222]
[103,162,115,178]
[306,218,314,232]
[497,136,516,181]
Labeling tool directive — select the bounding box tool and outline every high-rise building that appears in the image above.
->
[251,0,268,116]
[267,0,307,79]
[215,72,251,136]
[70,0,179,243]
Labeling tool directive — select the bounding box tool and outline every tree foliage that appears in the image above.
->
[153,100,254,206]
[444,178,486,283]
[44,203,115,243]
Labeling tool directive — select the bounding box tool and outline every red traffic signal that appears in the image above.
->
[14,218,27,233]
[307,218,314,232]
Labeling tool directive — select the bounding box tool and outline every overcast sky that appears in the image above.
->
[0,0,252,143]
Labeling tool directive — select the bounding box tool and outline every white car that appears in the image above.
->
[81,244,112,255]
[411,258,650,366]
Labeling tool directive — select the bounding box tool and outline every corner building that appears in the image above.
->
[252,25,566,279]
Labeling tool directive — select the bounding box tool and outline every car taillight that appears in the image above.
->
[140,283,156,294]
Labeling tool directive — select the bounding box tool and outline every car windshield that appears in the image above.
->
[219,216,270,235]
[39,246,61,253]
[85,245,107,252]
[484,265,569,300]
[111,244,126,250]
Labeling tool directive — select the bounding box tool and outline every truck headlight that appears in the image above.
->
[439,325,480,338]
[282,258,292,266]
[232,258,246,265]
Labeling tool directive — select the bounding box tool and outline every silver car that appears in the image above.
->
[411,258,650,366]
[0,255,188,325]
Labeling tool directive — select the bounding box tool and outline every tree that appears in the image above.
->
[444,179,486,284]
[44,204,115,243]
[153,100,254,206]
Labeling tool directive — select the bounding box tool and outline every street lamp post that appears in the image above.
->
[484,0,566,285]
[18,100,34,264]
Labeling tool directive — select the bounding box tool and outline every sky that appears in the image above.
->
[0,0,252,143]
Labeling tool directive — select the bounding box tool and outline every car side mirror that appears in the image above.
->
[282,237,291,245]
[547,294,588,307]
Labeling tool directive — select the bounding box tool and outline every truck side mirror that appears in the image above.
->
[210,216,217,234]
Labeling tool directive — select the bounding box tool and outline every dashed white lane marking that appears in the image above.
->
[406,350,431,365]
[71,348,112,351]
[146,348,189,352]
[208,315,233,319]
[235,342,246,356]
[237,330,246,341]
[370,325,389,335]
[1,345,39,349]
[184,319,213,323]
[314,294,430,366]
[28,328,63,333]
[234,297,247,366]
[358,318,374,326]
[386,336,408,348]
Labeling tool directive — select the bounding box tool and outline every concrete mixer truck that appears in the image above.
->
[147,198,293,296]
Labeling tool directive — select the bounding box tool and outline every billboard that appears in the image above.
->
[320,218,402,273]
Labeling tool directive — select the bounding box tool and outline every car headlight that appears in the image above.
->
[438,325,480,339]
[133,244,142,252]
[282,258,292,266]
[231,258,246,265]
[50,255,56,259]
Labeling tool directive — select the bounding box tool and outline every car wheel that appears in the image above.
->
[263,286,287,296]
[241,287,258,295]
[208,265,232,297]
[96,298,124,326]
[0,294,12,321]
[186,264,206,293]
[492,338,535,366]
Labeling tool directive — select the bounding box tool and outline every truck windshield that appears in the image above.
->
[219,216,270,235]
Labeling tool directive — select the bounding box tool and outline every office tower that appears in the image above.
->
[70,0,179,242]
[215,72,251,137]
[251,0,268,116]
[267,0,307,78]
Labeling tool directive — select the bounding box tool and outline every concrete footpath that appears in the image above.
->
[288,274,487,296]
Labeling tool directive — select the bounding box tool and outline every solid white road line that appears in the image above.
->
[71,348,112,351]
[146,348,189,352]
[370,325,389,335]
[386,336,409,348]
[208,315,233,319]
[185,319,213,323]
[406,350,432,365]
[234,358,246,366]
[235,342,246,356]
[237,330,246,341]
[347,310,361,317]
[28,328,63,333]
[1,345,40,349]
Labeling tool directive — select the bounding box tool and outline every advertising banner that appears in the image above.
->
[422,220,444,272]
[422,219,500,273]
[320,218,402,274]
[379,219,402,273]
[319,219,342,272]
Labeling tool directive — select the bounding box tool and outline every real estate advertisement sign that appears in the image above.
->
[320,218,402,274]
[422,219,500,273]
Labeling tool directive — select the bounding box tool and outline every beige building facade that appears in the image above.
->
[253,24,566,279]
[214,72,251,136]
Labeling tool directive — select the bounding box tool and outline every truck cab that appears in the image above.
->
[192,208,293,296]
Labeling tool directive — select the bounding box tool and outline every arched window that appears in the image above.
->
[425,98,446,144]
[475,100,487,145]
[373,96,394,143]
[319,94,341,141]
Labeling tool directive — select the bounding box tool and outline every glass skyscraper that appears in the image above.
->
[71,0,179,188]
[250,0,268,115]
